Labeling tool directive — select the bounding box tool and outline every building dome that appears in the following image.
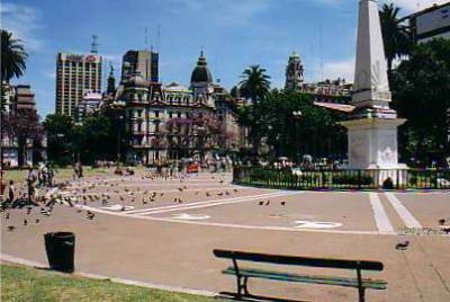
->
[190,50,213,84]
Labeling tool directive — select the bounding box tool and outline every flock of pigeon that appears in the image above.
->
[2,171,449,255]
[1,172,244,232]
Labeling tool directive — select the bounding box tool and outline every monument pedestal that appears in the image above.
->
[341,117,408,186]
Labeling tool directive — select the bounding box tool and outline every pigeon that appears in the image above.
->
[281,201,286,206]
[219,180,224,184]
[206,192,211,197]
[5,212,10,220]
[441,226,450,234]
[173,198,178,203]
[395,241,410,250]
[178,199,183,203]
[258,201,264,206]
[233,189,239,193]
[7,226,15,232]
[178,188,183,192]
[23,219,28,226]
[225,191,230,196]
[160,193,164,197]
[183,185,187,189]
[35,219,40,224]
[86,211,95,220]
[265,200,270,206]
[438,218,446,226]
[217,192,224,196]
[26,207,32,215]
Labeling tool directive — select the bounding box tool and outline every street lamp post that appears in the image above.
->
[113,101,126,166]
[292,111,302,163]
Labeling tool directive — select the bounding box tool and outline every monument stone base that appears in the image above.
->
[341,117,408,186]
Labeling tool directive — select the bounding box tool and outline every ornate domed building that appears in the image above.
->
[110,50,241,165]
[190,50,215,106]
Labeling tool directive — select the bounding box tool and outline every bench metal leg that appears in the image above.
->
[243,276,250,295]
[358,287,366,302]
[356,264,365,302]
[236,276,243,298]
[235,276,250,298]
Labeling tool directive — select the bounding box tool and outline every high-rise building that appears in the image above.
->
[285,51,304,91]
[121,50,159,83]
[55,52,102,116]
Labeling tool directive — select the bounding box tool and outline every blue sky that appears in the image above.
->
[1,0,446,116]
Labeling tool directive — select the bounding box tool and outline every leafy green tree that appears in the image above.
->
[379,3,412,76]
[80,115,116,162]
[43,114,77,165]
[261,91,346,161]
[392,39,450,166]
[1,30,28,83]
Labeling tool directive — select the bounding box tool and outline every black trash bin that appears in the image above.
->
[44,232,75,273]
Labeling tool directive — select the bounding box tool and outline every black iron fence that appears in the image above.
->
[233,166,450,190]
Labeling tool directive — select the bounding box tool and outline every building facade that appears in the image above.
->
[55,52,102,116]
[284,53,352,103]
[285,51,304,91]
[76,91,103,122]
[121,50,159,83]
[406,2,450,43]
[1,84,46,167]
[113,51,240,165]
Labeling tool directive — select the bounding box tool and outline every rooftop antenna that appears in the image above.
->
[319,22,324,81]
[91,34,98,54]
[145,27,149,51]
[156,24,161,53]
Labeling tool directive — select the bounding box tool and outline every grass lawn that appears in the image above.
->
[1,264,223,302]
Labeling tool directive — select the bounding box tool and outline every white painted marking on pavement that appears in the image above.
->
[74,203,395,236]
[369,193,395,233]
[132,192,293,216]
[385,192,422,229]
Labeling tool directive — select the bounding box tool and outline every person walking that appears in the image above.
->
[26,167,37,204]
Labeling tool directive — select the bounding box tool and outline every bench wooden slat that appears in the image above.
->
[213,249,384,271]
[223,267,387,290]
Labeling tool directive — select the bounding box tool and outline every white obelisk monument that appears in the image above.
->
[341,0,407,182]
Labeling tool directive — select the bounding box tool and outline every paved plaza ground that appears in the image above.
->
[1,170,450,301]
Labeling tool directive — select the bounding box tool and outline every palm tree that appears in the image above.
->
[379,3,412,76]
[1,30,28,83]
[237,66,271,161]
[239,65,271,104]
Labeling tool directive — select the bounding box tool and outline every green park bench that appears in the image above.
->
[213,249,387,302]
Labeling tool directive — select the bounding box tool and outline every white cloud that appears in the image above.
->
[0,2,43,51]
[310,57,355,83]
